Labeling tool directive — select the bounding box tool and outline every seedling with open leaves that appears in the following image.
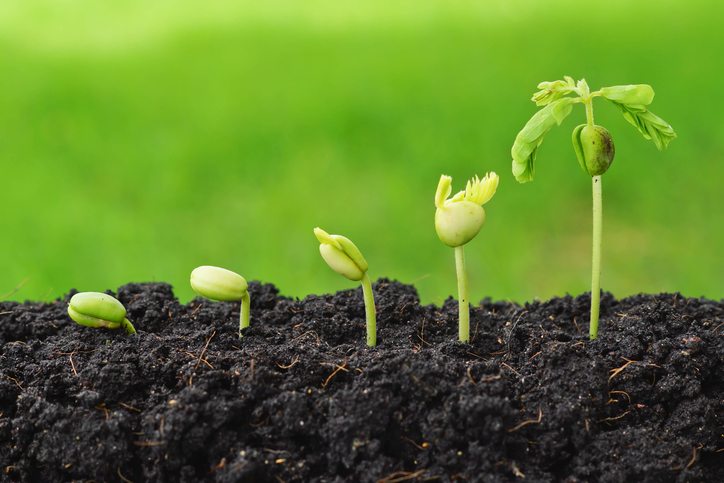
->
[512,76,675,339]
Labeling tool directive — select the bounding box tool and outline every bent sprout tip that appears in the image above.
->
[314,227,376,347]
[190,265,250,338]
[68,292,136,335]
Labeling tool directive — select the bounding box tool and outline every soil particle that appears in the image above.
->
[1,280,722,482]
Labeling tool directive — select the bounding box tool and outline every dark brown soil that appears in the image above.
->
[1,280,722,482]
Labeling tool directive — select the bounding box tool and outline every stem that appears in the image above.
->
[454,245,470,343]
[239,291,251,338]
[361,273,377,347]
[585,98,595,126]
[122,318,137,335]
[590,175,603,340]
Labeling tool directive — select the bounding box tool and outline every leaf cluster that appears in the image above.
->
[511,77,676,182]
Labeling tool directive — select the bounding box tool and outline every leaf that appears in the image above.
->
[571,124,587,173]
[599,84,655,106]
[511,98,575,183]
[531,76,577,106]
[611,102,676,150]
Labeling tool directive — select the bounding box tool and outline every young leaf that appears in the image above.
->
[611,102,676,150]
[599,84,655,105]
[531,76,576,106]
[511,98,575,183]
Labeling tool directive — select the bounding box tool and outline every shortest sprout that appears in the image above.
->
[314,228,377,346]
[190,265,250,338]
[68,292,136,335]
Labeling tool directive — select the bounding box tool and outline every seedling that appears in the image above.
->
[67,292,136,335]
[434,172,499,342]
[190,265,250,338]
[314,227,377,346]
[511,76,675,339]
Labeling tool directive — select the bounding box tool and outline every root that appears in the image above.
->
[187,331,216,386]
[598,410,630,423]
[507,408,543,433]
[377,469,427,483]
[686,443,703,470]
[466,366,477,385]
[119,402,141,413]
[401,436,430,451]
[571,316,581,334]
[276,355,300,370]
[117,467,134,483]
[607,390,631,405]
[501,362,521,377]
[511,461,525,479]
[608,357,638,382]
[321,360,349,388]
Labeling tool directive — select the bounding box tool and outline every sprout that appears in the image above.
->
[67,292,136,335]
[190,265,250,338]
[434,172,499,343]
[512,76,675,339]
[314,227,377,346]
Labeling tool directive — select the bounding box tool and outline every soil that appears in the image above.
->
[0,280,722,482]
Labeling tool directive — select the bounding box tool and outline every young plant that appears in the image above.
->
[67,292,137,335]
[434,172,499,343]
[190,265,250,338]
[511,76,675,339]
[314,227,377,347]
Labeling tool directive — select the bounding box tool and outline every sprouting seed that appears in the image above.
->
[190,265,250,338]
[512,76,675,339]
[434,172,499,343]
[314,227,377,347]
[67,292,137,335]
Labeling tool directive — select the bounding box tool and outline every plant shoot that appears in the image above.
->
[314,227,377,347]
[511,76,675,339]
[190,265,250,338]
[434,172,499,342]
[67,292,137,335]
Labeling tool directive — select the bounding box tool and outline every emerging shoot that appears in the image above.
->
[512,76,675,339]
[314,227,377,347]
[68,292,136,335]
[434,172,499,342]
[190,265,250,338]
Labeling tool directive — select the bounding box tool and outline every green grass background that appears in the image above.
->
[1,0,722,304]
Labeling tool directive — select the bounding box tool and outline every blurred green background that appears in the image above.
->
[1,0,722,305]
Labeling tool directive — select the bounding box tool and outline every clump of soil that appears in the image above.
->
[0,280,721,482]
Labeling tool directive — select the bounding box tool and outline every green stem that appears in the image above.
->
[361,273,377,346]
[585,98,595,126]
[239,291,251,338]
[122,318,137,335]
[454,245,470,343]
[590,175,603,340]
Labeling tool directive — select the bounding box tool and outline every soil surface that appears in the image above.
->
[1,280,722,482]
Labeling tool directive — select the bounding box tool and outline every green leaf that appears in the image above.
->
[531,76,576,106]
[511,98,575,183]
[611,102,676,150]
[599,84,655,106]
[571,124,587,173]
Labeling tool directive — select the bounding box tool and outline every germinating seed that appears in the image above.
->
[190,265,251,338]
[434,172,499,343]
[314,228,377,347]
[67,292,136,335]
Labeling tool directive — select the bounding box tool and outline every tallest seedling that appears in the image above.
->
[511,76,675,339]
